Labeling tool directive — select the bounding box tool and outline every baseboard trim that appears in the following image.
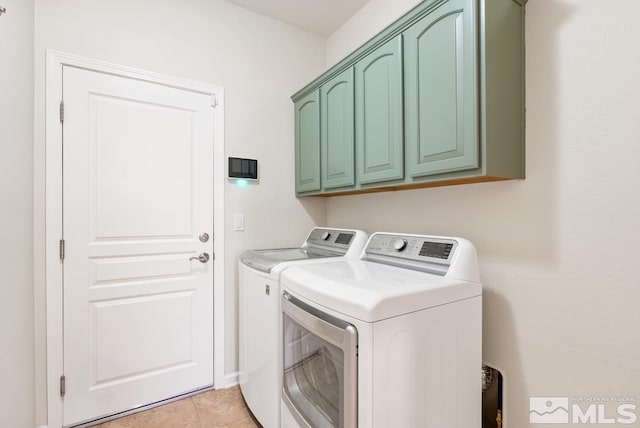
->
[224,371,240,388]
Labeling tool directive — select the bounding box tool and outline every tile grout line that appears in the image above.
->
[190,396,205,428]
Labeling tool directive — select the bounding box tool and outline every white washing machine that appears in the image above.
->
[280,232,482,428]
[239,227,368,428]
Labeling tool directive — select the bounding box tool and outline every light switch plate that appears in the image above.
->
[234,214,245,231]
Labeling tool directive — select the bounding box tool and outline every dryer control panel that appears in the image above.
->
[364,233,459,275]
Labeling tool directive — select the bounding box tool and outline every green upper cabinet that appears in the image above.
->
[355,35,404,185]
[294,90,321,193]
[404,0,478,177]
[321,68,355,189]
[291,0,525,197]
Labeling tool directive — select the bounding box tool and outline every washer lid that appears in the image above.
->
[281,260,481,322]
[239,227,369,273]
[240,247,340,273]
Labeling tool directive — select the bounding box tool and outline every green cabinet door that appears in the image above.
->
[355,35,404,185]
[321,68,355,189]
[294,90,321,193]
[404,0,478,177]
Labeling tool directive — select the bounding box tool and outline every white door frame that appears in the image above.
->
[44,50,226,427]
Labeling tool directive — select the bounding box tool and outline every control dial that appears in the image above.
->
[321,232,332,241]
[392,238,408,251]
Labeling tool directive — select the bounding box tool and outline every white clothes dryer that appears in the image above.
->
[238,227,368,428]
[280,232,482,428]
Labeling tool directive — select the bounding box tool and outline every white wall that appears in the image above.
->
[33,0,326,424]
[0,1,35,427]
[326,0,640,425]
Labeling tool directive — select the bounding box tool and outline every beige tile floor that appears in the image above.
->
[92,387,261,428]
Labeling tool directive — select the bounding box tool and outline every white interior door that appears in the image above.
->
[62,66,215,426]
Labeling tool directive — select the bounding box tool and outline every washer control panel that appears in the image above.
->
[365,233,457,272]
[306,228,355,251]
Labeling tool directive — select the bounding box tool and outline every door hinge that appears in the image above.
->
[212,94,218,108]
[59,239,65,262]
[60,375,66,397]
[59,101,65,124]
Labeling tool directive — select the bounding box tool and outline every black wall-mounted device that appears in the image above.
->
[228,157,258,180]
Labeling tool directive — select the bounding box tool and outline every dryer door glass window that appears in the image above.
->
[282,294,357,428]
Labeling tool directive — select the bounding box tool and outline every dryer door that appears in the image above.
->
[282,292,357,428]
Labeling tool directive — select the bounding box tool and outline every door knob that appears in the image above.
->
[190,253,210,263]
[199,233,210,243]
